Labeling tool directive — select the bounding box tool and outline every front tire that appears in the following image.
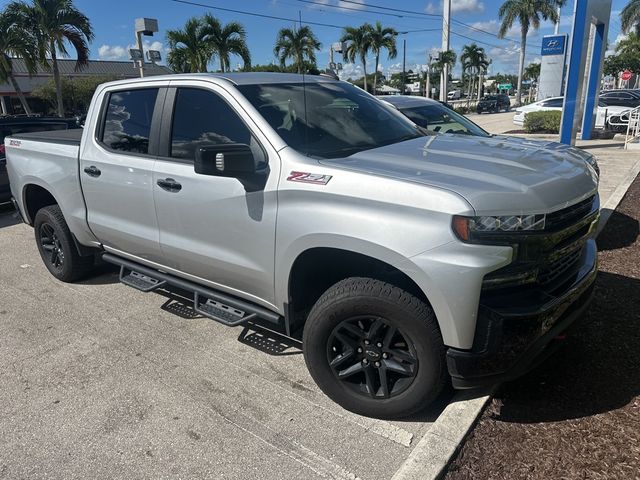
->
[34,205,94,282]
[303,277,447,419]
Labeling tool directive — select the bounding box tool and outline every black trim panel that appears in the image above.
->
[9,128,82,146]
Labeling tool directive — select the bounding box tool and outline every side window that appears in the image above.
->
[101,88,159,154]
[542,98,563,108]
[170,88,260,162]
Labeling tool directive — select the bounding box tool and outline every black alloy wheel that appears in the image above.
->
[39,222,65,271]
[328,316,418,399]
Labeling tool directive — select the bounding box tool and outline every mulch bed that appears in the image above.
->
[445,176,640,480]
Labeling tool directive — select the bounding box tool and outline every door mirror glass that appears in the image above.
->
[195,144,256,177]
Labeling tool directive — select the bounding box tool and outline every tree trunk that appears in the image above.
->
[516,28,527,107]
[51,43,64,117]
[477,71,482,101]
[373,53,380,94]
[362,57,368,92]
[8,72,32,116]
[220,56,225,73]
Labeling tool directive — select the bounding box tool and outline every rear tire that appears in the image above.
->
[34,205,94,282]
[303,277,447,419]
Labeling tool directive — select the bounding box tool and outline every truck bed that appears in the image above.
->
[9,128,83,146]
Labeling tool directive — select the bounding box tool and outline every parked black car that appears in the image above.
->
[1,116,81,203]
[599,89,640,108]
[476,94,511,113]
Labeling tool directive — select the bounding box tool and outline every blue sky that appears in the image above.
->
[1,0,629,78]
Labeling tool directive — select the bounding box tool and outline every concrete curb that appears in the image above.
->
[391,390,492,480]
[597,156,640,235]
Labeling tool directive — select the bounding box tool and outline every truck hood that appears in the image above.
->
[320,134,598,215]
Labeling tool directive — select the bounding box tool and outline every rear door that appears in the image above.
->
[152,82,280,307]
[80,86,166,263]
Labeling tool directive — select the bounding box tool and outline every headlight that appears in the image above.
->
[452,214,546,241]
[585,154,599,177]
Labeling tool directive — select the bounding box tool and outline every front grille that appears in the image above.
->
[538,248,582,285]
[546,196,596,231]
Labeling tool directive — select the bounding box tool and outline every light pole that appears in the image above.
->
[440,0,451,102]
[133,18,158,78]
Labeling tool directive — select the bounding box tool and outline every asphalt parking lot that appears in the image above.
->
[0,203,448,480]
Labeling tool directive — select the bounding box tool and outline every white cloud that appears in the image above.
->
[469,20,499,34]
[606,32,628,56]
[97,40,167,63]
[307,0,366,11]
[98,45,127,61]
[426,0,485,15]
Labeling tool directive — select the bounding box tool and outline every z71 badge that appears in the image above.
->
[287,171,332,185]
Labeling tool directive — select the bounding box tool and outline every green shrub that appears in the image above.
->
[454,106,469,114]
[524,110,562,133]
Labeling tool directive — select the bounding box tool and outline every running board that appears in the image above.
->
[103,253,281,327]
[119,267,166,292]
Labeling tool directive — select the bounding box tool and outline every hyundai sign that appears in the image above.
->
[538,34,568,101]
[541,35,566,56]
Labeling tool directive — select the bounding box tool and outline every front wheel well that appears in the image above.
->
[287,247,430,335]
[23,184,58,224]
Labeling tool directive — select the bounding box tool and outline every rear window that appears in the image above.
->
[100,88,158,154]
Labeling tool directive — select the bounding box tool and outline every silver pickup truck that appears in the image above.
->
[6,73,600,418]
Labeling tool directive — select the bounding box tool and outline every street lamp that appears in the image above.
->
[133,18,159,78]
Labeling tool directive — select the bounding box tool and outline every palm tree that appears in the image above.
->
[202,14,250,73]
[166,17,210,73]
[524,62,541,101]
[460,43,484,100]
[621,0,640,35]
[274,25,321,74]
[434,49,456,98]
[498,0,560,106]
[0,11,37,115]
[368,22,397,93]
[7,0,93,117]
[341,24,373,92]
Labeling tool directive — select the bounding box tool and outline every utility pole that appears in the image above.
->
[554,5,561,35]
[401,39,406,95]
[425,54,433,98]
[440,0,451,102]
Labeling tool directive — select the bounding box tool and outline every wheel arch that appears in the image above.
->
[285,245,436,336]
[22,182,60,225]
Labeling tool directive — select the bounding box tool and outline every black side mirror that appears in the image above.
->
[195,144,256,177]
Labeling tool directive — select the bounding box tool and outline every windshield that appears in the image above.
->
[237,82,425,158]
[400,104,490,137]
[482,95,498,101]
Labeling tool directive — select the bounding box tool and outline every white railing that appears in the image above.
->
[623,105,640,149]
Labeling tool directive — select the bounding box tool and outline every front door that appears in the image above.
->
[80,87,165,263]
[152,84,280,308]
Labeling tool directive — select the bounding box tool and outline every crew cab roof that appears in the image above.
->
[98,72,340,90]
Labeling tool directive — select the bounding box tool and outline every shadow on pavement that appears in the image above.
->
[597,210,639,251]
[493,270,640,423]
[0,204,20,228]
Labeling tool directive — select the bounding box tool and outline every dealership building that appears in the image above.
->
[0,58,172,115]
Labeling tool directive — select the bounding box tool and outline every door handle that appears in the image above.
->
[83,165,101,177]
[157,178,182,192]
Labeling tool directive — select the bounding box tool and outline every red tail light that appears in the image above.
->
[0,144,5,156]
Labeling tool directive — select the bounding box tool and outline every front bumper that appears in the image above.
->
[447,239,597,388]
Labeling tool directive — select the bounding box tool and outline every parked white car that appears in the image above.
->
[513,96,631,131]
